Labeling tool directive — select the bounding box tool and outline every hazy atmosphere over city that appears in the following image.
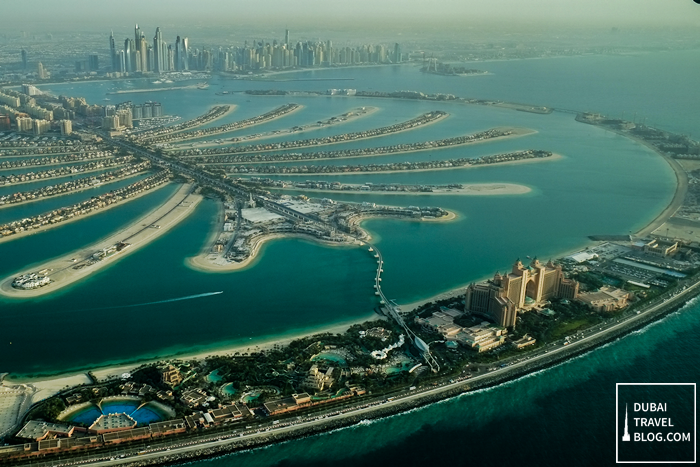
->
[1,0,699,27]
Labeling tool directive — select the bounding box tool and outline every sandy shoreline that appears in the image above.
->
[396,127,689,312]
[204,127,537,164]
[166,104,238,136]
[0,112,687,417]
[272,183,531,197]
[236,151,562,176]
[234,63,408,81]
[0,163,129,188]
[0,171,145,211]
[588,125,688,239]
[186,110,452,158]
[165,105,305,145]
[3,314,381,395]
[174,106,379,150]
[0,183,202,299]
[187,232,362,273]
[107,84,207,95]
[0,179,172,245]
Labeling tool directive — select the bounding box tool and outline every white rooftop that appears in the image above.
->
[241,208,283,223]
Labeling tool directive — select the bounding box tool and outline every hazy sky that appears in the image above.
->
[2,0,699,28]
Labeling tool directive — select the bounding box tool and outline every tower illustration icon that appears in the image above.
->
[622,404,631,442]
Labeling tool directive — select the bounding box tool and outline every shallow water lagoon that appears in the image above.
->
[1,55,679,377]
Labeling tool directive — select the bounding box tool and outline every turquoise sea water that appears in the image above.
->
[1,48,699,465]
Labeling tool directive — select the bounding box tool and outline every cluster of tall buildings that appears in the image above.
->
[114,101,163,120]
[109,26,403,74]
[213,37,403,72]
[464,258,579,328]
[0,87,98,134]
[102,105,133,131]
[110,25,189,74]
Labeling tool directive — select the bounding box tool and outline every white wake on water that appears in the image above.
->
[86,291,224,311]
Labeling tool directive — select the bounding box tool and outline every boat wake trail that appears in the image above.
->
[89,291,224,311]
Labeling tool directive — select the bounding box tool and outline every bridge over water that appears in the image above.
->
[368,243,440,373]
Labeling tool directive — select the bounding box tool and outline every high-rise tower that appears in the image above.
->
[153,27,164,73]
[175,36,181,71]
[37,62,48,79]
[181,37,189,70]
[139,34,148,72]
[109,31,118,71]
[123,39,132,72]
[622,404,631,442]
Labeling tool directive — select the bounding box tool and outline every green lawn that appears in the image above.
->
[550,316,602,340]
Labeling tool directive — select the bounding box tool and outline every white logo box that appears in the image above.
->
[616,383,696,464]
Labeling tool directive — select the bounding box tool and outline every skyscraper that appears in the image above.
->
[153,27,164,73]
[175,36,181,71]
[134,24,141,47]
[181,37,189,71]
[88,54,99,71]
[124,39,132,72]
[37,62,48,80]
[139,34,148,72]
[21,49,27,69]
[285,29,290,46]
[109,31,118,71]
[394,43,402,63]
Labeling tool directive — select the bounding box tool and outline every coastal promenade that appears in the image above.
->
[12,271,700,467]
[0,183,201,298]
